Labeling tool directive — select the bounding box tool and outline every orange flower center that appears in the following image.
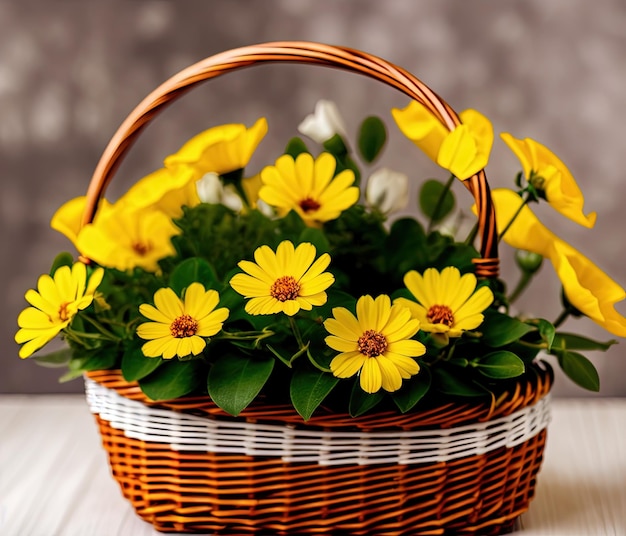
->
[170,314,198,338]
[58,302,71,322]
[270,276,301,302]
[357,329,388,357]
[299,197,321,214]
[427,304,455,326]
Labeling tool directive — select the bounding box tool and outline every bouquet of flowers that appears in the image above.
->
[16,97,626,420]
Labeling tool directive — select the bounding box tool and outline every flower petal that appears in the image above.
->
[360,357,382,394]
[330,351,366,379]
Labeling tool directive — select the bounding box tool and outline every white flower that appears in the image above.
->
[365,168,409,214]
[196,172,243,212]
[298,100,348,144]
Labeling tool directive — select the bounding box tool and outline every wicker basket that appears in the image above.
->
[81,42,553,535]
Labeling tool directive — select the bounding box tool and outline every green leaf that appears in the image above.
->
[558,351,600,392]
[298,227,331,254]
[169,257,219,295]
[323,134,348,156]
[473,351,525,379]
[139,359,205,400]
[432,368,488,397]
[207,353,274,416]
[121,345,162,381]
[285,136,310,158]
[481,312,536,347]
[50,252,75,275]
[536,319,556,350]
[349,381,385,417]
[391,366,431,413]
[290,367,339,420]
[59,345,119,382]
[384,218,427,274]
[33,347,73,368]
[552,333,618,352]
[357,116,387,163]
[419,179,455,223]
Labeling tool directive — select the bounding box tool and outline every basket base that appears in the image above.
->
[86,366,552,535]
[95,413,546,535]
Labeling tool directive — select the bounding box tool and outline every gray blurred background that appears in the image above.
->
[2,0,625,396]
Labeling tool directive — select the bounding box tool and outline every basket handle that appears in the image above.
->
[82,41,499,277]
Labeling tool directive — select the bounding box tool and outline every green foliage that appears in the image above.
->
[392,366,431,413]
[481,312,536,347]
[357,116,387,163]
[207,353,274,416]
[432,368,489,397]
[349,381,385,417]
[419,179,456,223]
[50,252,75,275]
[472,351,525,379]
[552,333,617,352]
[284,136,310,158]
[121,344,162,381]
[556,351,600,392]
[33,347,73,368]
[290,366,340,420]
[169,258,219,294]
[139,359,206,400]
[22,105,617,417]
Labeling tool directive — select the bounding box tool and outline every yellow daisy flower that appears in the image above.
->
[15,263,104,358]
[392,101,493,180]
[229,240,334,316]
[164,118,268,177]
[137,283,229,359]
[500,133,596,228]
[258,152,359,225]
[324,295,425,394]
[395,266,494,338]
[75,204,180,272]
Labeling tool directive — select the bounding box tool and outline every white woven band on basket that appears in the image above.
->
[84,377,550,467]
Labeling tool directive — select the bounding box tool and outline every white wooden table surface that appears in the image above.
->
[0,395,624,536]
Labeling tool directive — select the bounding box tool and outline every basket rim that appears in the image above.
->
[84,360,553,432]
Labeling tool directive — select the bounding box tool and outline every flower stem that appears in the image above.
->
[553,309,571,329]
[289,316,305,350]
[428,174,455,233]
[79,314,120,340]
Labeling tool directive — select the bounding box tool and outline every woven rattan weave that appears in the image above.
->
[87,365,552,535]
[81,42,553,534]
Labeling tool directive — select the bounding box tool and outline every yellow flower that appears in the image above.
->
[258,152,359,225]
[51,167,196,251]
[395,266,494,337]
[137,283,229,359]
[51,196,112,246]
[76,204,180,272]
[229,240,334,316]
[500,133,596,228]
[324,295,425,394]
[490,188,626,336]
[392,101,493,180]
[120,166,200,219]
[164,118,268,176]
[15,263,104,358]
